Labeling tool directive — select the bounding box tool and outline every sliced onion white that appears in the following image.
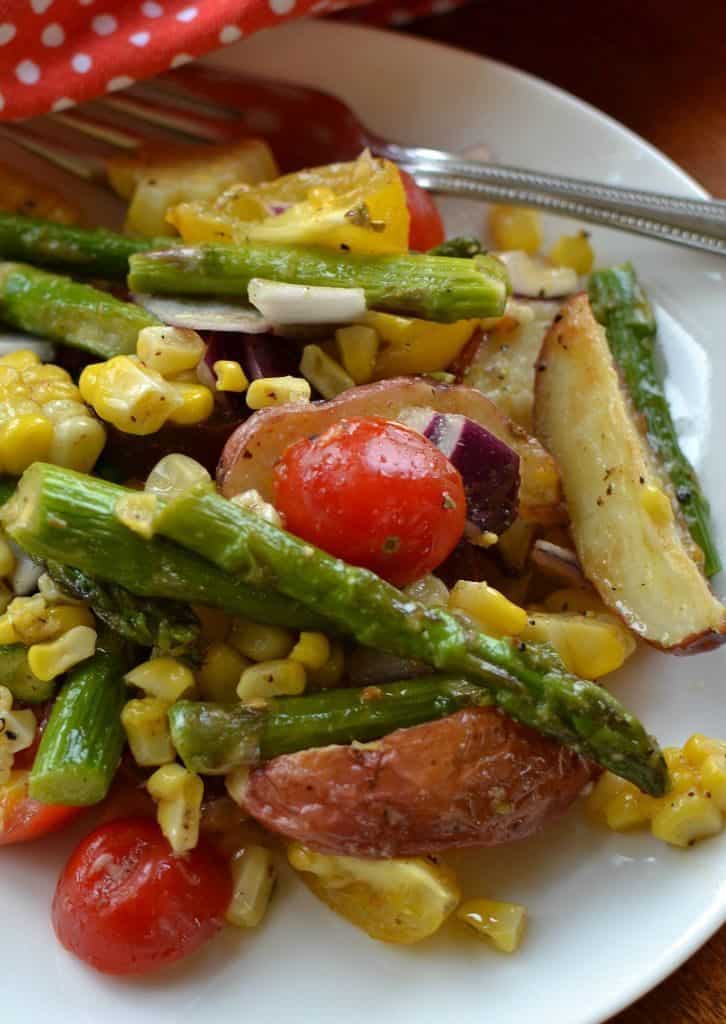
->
[247,279,366,325]
[10,546,43,596]
[493,251,578,299]
[131,293,271,333]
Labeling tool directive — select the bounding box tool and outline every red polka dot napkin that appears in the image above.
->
[0,0,469,122]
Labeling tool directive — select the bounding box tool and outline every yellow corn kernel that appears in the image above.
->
[246,375,311,410]
[47,415,106,473]
[7,595,94,645]
[299,344,355,400]
[0,535,16,579]
[147,763,204,854]
[683,733,726,768]
[197,642,249,702]
[587,771,636,820]
[79,356,182,435]
[144,453,211,501]
[136,325,206,377]
[121,697,176,767]
[489,205,542,254]
[27,625,97,682]
[289,632,330,671]
[0,686,11,712]
[193,605,231,644]
[0,614,20,644]
[651,792,722,848]
[335,324,379,384]
[229,488,282,528]
[457,898,527,953]
[544,588,608,615]
[213,360,248,393]
[115,492,157,539]
[125,657,196,702]
[640,484,673,527]
[225,765,251,807]
[604,790,654,831]
[229,620,295,662]
[548,232,594,275]
[226,845,277,928]
[700,752,726,812]
[663,747,699,794]
[0,349,41,371]
[306,640,345,690]
[41,399,89,423]
[288,843,460,944]
[237,658,306,701]
[167,382,215,426]
[403,574,449,609]
[37,572,83,606]
[0,414,53,475]
[521,612,635,680]
[33,380,81,407]
[448,581,528,637]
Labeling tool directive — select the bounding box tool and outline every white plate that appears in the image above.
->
[3,20,726,1024]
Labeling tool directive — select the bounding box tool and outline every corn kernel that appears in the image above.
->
[246,375,311,410]
[448,581,528,637]
[0,535,16,579]
[27,625,97,681]
[306,640,345,690]
[144,453,211,502]
[226,845,277,928]
[587,771,635,819]
[225,765,251,807]
[604,790,654,830]
[663,747,699,794]
[335,325,379,384]
[403,574,449,609]
[229,488,282,528]
[544,588,608,615]
[167,382,214,426]
[42,399,89,423]
[288,843,460,944]
[37,572,83,606]
[213,360,248,393]
[701,753,726,811]
[147,763,204,854]
[521,612,635,679]
[125,657,196,702]
[489,205,542,254]
[48,415,106,473]
[197,642,249,702]
[0,414,53,475]
[193,605,231,644]
[121,697,176,767]
[7,595,95,645]
[136,325,206,377]
[229,620,295,662]
[0,686,11,713]
[115,492,157,539]
[651,792,722,848]
[0,349,41,370]
[299,344,355,400]
[0,614,20,645]
[548,232,594,275]
[683,733,726,767]
[640,484,673,527]
[79,355,182,435]
[457,898,527,953]
[290,632,331,671]
[237,658,306,701]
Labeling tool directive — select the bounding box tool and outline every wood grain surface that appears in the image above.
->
[407,2,726,1020]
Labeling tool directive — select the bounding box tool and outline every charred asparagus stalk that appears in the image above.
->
[589,264,721,576]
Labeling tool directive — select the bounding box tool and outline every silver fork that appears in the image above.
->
[2,69,726,258]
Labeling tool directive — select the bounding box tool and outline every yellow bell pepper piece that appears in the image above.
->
[365,311,479,378]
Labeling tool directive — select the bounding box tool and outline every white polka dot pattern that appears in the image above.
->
[71,52,92,72]
[0,24,17,45]
[15,59,41,84]
[91,13,117,34]
[141,1,163,15]
[219,24,241,43]
[106,74,133,90]
[129,29,150,45]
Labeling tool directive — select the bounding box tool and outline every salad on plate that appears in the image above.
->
[0,140,724,976]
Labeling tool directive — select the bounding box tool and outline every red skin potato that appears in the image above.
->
[243,706,594,857]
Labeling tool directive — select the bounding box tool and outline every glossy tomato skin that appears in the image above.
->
[53,817,232,975]
[0,769,82,846]
[400,169,446,251]
[274,417,466,587]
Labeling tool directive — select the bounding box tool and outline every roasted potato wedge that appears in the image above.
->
[0,162,80,224]
[243,707,593,857]
[218,377,563,523]
[534,294,726,653]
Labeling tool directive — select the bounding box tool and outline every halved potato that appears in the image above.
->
[534,294,726,653]
[218,377,564,523]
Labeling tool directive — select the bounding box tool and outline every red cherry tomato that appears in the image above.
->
[53,817,232,975]
[400,169,446,251]
[0,769,82,846]
[274,417,466,587]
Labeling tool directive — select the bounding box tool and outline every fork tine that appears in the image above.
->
[0,125,107,182]
[96,94,235,143]
[131,79,240,120]
[51,111,141,151]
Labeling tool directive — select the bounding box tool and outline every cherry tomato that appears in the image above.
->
[53,817,232,975]
[274,417,466,586]
[400,169,445,251]
[0,769,82,846]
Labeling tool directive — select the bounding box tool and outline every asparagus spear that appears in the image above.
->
[428,236,484,258]
[2,464,329,632]
[169,677,491,774]
[589,264,721,577]
[0,644,55,703]
[0,212,156,280]
[46,561,200,657]
[29,644,127,805]
[128,244,510,323]
[0,262,159,359]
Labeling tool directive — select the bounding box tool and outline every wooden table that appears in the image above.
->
[408,2,726,1020]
